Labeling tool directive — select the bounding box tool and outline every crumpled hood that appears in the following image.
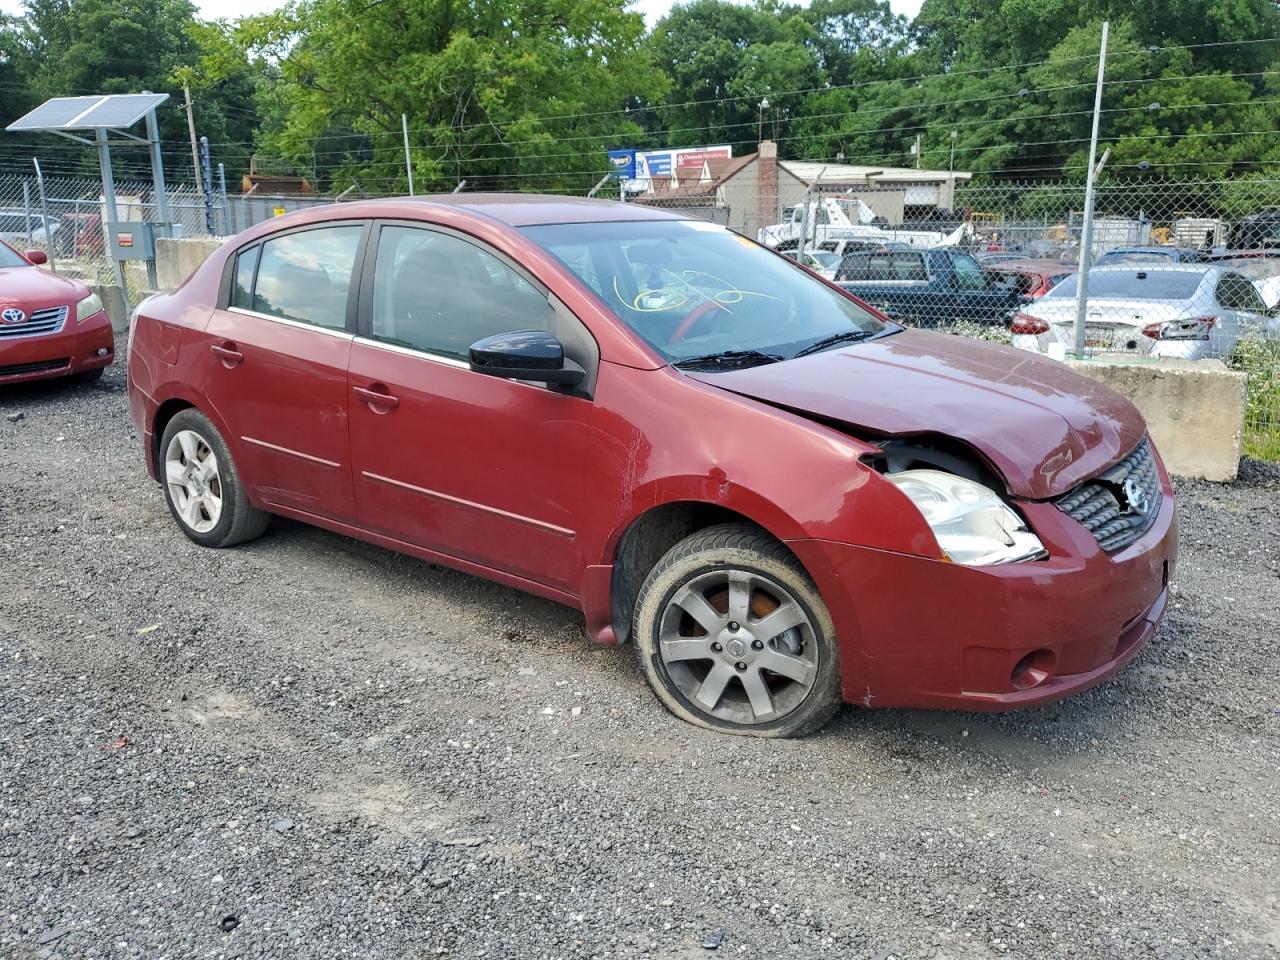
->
[687,329,1146,500]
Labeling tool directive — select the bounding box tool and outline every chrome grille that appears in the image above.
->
[0,305,69,339]
[1054,438,1163,553]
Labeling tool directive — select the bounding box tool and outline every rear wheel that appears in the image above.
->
[159,409,270,548]
[633,523,842,737]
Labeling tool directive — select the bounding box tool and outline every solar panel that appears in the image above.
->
[5,96,105,131]
[5,93,169,132]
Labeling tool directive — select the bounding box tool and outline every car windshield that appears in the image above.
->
[0,244,30,269]
[1047,270,1204,300]
[520,219,887,363]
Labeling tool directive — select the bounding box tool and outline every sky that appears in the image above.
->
[3,0,927,24]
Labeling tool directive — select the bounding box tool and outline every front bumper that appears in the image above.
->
[0,310,114,385]
[788,468,1178,711]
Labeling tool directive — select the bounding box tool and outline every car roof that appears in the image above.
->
[983,258,1076,273]
[362,193,689,227]
[1220,258,1280,278]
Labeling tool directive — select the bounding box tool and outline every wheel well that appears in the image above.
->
[150,399,193,477]
[610,502,769,646]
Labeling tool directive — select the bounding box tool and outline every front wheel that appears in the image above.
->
[159,409,270,548]
[633,523,843,737]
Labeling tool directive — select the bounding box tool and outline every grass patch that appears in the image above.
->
[1227,334,1280,463]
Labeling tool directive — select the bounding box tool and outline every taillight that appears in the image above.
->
[1009,312,1049,335]
[1143,316,1217,341]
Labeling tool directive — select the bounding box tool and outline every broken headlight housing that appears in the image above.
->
[886,469,1046,565]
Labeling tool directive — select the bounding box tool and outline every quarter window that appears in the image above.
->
[250,226,362,331]
[370,225,552,360]
[231,245,259,309]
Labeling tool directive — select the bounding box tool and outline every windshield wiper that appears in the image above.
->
[792,329,878,358]
[673,349,785,370]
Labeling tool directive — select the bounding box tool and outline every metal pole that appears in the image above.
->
[22,180,32,243]
[143,103,171,229]
[95,127,127,299]
[199,136,214,235]
[401,113,415,196]
[31,159,57,273]
[218,163,230,235]
[1073,20,1109,361]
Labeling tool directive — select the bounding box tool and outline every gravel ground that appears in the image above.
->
[2,365,1278,960]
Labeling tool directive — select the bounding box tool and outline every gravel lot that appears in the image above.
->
[2,365,1279,960]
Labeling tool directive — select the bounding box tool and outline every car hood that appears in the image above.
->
[0,265,85,307]
[686,329,1146,500]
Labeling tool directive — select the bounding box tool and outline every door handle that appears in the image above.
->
[354,384,400,412]
[210,342,244,367]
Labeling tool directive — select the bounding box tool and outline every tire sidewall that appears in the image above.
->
[159,410,244,548]
[634,542,842,738]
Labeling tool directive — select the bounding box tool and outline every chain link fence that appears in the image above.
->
[1,170,1276,458]
[730,176,1280,460]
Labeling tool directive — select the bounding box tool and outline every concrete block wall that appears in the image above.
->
[155,236,227,292]
[1067,357,1247,482]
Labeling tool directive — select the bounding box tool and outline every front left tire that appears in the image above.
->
[159,408,270,548]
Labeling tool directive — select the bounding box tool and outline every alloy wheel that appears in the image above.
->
[657,569,818,725]
[164,429,223,534]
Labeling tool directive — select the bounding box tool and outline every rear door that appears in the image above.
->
[198,221,368,521]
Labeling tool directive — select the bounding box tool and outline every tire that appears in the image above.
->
[633,523,842,737]
[158,409,270,548]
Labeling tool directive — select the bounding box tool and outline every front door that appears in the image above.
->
[346,223,595,592]
[198,222,366,521]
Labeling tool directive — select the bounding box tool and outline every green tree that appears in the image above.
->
[226,0,667,193]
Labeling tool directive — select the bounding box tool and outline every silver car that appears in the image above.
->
[1010,263,1279,361]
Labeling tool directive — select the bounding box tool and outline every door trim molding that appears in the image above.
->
[241,435,343,469]
[362,470,576,540]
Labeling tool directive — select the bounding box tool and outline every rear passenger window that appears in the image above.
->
[251,226,362,331]
[231,245,258,309]
[370,225,552,360]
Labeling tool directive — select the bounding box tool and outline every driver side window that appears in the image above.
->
[370,225,552,360]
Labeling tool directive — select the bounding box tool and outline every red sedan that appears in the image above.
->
[0,241,114,385]
[127,197,1177,737]
[983,258,1076,300]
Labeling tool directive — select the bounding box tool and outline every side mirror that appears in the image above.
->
[469,330,584,387]
[24,250,48,265]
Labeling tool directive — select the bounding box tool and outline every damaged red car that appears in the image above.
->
[0,240,113,385]
[127,197,1177,737]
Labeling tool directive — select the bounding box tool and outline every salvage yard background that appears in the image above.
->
[2,367,1277,958]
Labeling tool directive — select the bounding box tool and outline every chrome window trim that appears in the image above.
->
[352,334,470,369]
[226,306,355,341]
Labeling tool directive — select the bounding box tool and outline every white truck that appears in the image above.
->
[758,196,971,251]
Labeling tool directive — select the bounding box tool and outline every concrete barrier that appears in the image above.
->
[88,283,129,333]
[155,236,226,292]
[1067,356,1247,482]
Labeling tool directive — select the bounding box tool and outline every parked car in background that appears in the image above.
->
[126,195,1176,737]
[1009,264,1277,361]
[1094,246,1203,267]
[1226,210,1280,251]
[834,247,1021,328]
[785,248,841,279]
[974,251,1032,264]
[0,239,113,385]
[1223,257,1280,310]
[0,209,62,250]
[982,258,1076,300]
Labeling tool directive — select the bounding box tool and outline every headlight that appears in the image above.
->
[76,292,104,323]
[886,469,1046,565]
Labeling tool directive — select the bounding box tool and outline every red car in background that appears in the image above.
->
[0,240,113,385]
[983,258,1076,300]
[127,196,1177,737]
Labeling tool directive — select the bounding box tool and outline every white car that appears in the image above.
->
[785,248,841,279]
[1009,264,1279,361]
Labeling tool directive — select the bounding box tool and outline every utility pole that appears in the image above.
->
[1072,20,1110,361]
[914,133,923,169]
[183,84,203,201]
[401,113,415,196]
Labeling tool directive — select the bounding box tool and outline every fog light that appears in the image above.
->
[96,347,109,357]
[1011,649,1055,690]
